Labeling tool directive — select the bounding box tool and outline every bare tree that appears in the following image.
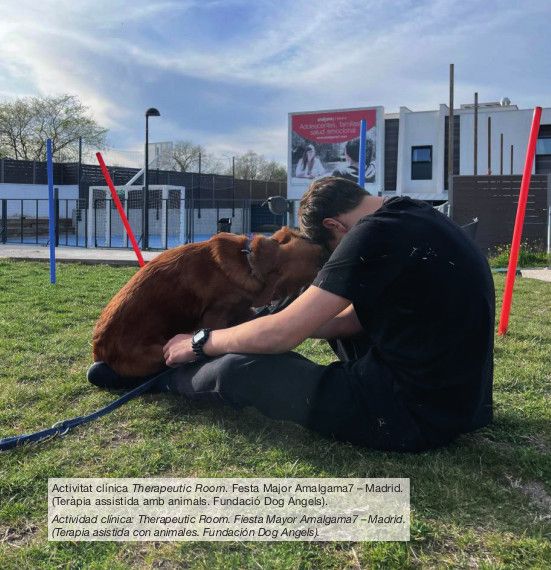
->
[0,94,107,161]
[260,159,287,182]
[171,140,203,172]
[164,143,286,180]
[231,151,287,181]
[171,140,226,174]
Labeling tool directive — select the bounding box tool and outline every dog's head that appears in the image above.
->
[250,227,327,304]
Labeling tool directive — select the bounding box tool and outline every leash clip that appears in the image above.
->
[51,420,72,436]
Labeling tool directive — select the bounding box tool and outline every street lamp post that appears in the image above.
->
[143,107,160,250]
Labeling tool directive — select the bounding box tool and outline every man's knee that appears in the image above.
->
[168,353,250,400]
[211,353,253,396]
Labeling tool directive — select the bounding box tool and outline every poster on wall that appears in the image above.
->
[287,106,384,199]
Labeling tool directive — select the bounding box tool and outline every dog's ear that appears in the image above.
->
[270,231,325,300]
[250,235,281,278]
[209,233,264,292]
[270,226,294,245]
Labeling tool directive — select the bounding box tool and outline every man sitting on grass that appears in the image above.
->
[89,177,495,452]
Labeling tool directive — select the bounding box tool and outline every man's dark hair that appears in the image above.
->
[345,138,360,162]
[346,138,374,163]
[299,176,368,247]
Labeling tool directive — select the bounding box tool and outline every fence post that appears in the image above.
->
[164,195,169,249]
[54,188,60,246]
[161,187,168,249]
[84,200,88,248]
[547,206,550,266]
[547,160,551,267]
[179,195,186,244]
[1,199,6,243]
[124,187,129,248]
[106,197,111,247]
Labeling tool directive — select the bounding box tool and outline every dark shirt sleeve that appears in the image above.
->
[312,218,403,304]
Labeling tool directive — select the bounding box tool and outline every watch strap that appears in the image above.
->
[191,328,212,361]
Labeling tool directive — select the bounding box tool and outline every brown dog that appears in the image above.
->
[92,227,325,378]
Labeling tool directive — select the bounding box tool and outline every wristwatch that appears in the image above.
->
[191,328,212,361]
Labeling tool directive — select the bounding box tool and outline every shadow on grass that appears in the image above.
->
[139,389,551,539]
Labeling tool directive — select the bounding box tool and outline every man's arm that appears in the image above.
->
[309,304,363,339]
[163,285,350,366]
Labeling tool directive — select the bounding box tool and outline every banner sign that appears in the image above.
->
[288,106,384,199]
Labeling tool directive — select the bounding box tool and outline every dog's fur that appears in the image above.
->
[92,227,324,379]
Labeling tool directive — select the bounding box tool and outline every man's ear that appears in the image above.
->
[322,218,335,231]
[322,217,346,235]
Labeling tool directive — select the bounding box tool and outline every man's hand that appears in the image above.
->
[163,333,194,367]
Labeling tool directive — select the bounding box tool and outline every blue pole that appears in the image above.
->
[358,119,367,188]
[47,139,56,284]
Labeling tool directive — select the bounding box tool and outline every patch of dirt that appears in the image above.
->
[523,434,551,454]
[521,481,551,517]
[106,429,137,446]
[0,523,38,546]
[507,476,551,520]
[151,559,184,570]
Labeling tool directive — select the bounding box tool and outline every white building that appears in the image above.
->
[387,99,551,202]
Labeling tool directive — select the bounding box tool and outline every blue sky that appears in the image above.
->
[1,0,550,164]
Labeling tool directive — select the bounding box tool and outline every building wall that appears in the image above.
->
[459,107,551,176]
[392,104,551,198]
[396,108,443,196]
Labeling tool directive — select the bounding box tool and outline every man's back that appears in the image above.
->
[313,197,495,445]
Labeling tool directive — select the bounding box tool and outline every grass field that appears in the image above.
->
[487,243,549,269]
[0,260,549,569]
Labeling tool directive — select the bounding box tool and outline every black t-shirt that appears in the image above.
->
[312,197,495,444]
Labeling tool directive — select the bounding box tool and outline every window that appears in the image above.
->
[411,145,432,180]
[536,138,551,155]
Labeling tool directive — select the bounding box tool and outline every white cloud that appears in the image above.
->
[0,0,550,163]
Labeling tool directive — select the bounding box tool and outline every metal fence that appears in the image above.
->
[451,174,550,252]
[0,157,287,203]
[90,197,296,249]
[0,198,88,247]
[0,196,303,250]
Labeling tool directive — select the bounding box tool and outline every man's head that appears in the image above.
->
[345,137,374,166]
[345,138,360,165]
[299,176,369,251]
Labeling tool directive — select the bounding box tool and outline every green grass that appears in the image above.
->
[0,260,550,569]
[488,243,550,269]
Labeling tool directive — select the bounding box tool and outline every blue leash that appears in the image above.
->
[0,369,171,452]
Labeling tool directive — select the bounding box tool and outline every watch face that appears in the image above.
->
[193,330,206,343]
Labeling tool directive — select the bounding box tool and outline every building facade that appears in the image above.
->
[385,100,551,201]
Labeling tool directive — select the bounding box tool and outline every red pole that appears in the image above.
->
[96,152,145,268]
[497,107,542,336]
